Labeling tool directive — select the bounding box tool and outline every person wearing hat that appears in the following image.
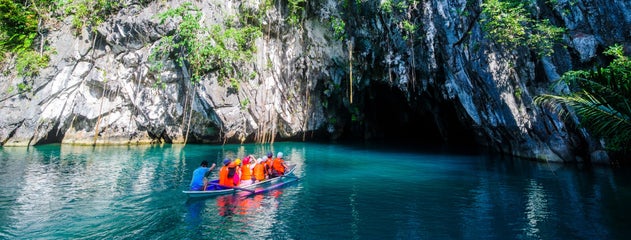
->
[218,158,234,188]
[232,159,242,186]
[239,156,255,186]
[189,160,216,191]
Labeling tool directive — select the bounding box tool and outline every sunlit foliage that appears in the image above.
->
[151,2,263,85]
[535,44,631,153]
[480,0,564,56]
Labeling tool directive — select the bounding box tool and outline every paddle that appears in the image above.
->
[201,163,217,191]
[280,174,299,179]
[209,183,255,193]
[252,177,300,195]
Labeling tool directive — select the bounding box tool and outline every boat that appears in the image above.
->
[182,164,297,198]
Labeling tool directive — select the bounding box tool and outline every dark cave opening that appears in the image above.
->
[34,122,67,145]
[364,85,441,143]
[341,82,478,149]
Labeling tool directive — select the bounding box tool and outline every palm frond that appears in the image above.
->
[536,44,631,154]
[570,91,631,139]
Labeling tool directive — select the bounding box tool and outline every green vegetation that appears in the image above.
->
[330,16,346,41]
[1,0,153,92]
[400,20,416,40]
[379,0,393,14]
[15,49,48,78]
[480,0,564,56]
[287,0,306,26]
[240,98,250,110]
[0,0,39,56]
[0,0,52,92]
[375,0,421,45]
[535,44,631,153]
[63,0,152,34]
[16,81,31,93]
[150,2,262,84]
[64,0,108,33]
[514,86,523,100]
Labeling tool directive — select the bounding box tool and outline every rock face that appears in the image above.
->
[0,0,629,164]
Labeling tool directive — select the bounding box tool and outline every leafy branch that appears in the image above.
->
[151,2,262,85]
[480,0,565,57]
[287,0,306,26]
[535,44,631,152]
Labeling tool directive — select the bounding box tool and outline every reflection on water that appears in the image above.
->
[182,185,295,238]
[524,179,548,239]
[216,193,266,216]
[1,142,631,239]
[185,198,205,229]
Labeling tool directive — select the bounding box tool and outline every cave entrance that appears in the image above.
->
[356,82,477,148]
[361,83,440,144]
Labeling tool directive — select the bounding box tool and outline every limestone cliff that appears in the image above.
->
[0,0,629,164]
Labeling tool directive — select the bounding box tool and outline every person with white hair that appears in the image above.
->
[253,157,267,182]
[271,152,289,177]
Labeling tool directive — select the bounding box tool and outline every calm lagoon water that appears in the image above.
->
[1,142,630,239]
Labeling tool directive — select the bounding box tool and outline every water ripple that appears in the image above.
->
[1,143,630,239]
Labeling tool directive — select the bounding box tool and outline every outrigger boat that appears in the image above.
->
[182,165,297,198]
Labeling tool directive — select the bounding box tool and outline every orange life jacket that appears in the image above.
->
[272,158,285,175]
[225,162,239,186]
[241,163,253,180]
[218,166,233,187]
[265,157,274,175]
[253,163,266,181]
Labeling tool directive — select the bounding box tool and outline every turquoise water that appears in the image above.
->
[1,142,630,239]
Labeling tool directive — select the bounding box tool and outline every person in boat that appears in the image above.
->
[264,152,274,178]
[270,152,288,178]
[189,160,216,191]
[232,158,242,186]
[239,156,255,186]
[218,158,234,188]
[253,158,267,183]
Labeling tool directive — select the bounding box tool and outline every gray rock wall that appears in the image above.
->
[0,0,628,164]
[316,0,629,164]
[0,0,335,147]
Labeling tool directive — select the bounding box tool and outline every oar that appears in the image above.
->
[201,163,217,191]
[280,174,299,179]
[253,177,299,194]
[210,183,255,193]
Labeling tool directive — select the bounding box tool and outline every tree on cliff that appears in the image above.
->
[0,0,49,82]
[1,0,136,90]
[536,44,631,158]
[480,0,565,57]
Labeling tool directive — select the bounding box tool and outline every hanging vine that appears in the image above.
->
[347,40,354,104]
[151,1,264,143]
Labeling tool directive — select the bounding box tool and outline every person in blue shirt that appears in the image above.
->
[190,160,216,191]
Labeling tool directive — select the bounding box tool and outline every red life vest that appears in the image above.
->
[241,163,253,180]
[219,165,234,187]
[253,163,266,181]
[265,157,274,175]
[272,158,285,175]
